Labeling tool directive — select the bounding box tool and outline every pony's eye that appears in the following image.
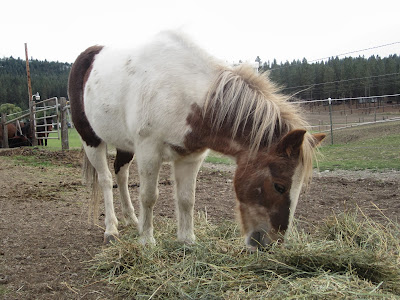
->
[274,183,286,194]
[255,187,262,195]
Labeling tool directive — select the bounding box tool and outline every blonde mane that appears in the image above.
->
[204,64,316,184]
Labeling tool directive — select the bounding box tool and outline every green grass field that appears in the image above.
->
[318,121,400,171]
[45,128,82,149]
[318,135,400,171]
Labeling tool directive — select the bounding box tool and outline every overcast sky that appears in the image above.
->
[1,0,399,65]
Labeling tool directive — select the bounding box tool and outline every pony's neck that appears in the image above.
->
[206,135,247,158]
[184,103,260,159]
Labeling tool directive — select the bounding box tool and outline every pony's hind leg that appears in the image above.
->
[173,152,207,243]
[83,141,119,243]
[114,149,138,226]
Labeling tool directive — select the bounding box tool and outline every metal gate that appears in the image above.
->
[33,97,60,142]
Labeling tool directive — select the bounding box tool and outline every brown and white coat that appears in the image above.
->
[68,31,324,249]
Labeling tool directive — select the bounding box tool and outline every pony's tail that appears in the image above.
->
[82,151,100,224]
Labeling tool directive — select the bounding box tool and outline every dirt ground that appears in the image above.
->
[0,148,399,299]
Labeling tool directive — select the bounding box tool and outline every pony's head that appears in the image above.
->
[234,129,325,250]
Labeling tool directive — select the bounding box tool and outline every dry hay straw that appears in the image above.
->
[90,208,400,299]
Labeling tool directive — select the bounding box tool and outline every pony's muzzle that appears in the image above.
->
[247,231,271,249]
[247,230,283,250]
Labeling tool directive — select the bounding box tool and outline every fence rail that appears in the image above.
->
[2,94,399,148]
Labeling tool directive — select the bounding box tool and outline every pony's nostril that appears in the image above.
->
[249,231,261,247]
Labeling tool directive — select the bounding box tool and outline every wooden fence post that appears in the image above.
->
[29,100,37,146]
[60,97,69,150]
[1,113,9,148]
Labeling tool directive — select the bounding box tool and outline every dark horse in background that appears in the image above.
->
[36,117,53,146]
[0,117,53,148]
[0,123,17,147]
[0,121,32,148]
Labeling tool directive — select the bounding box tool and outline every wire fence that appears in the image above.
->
[297,94,400,144]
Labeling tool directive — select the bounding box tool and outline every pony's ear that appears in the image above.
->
[311,133,326,148]
[276,129,306,158]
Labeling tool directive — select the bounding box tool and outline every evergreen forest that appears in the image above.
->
[261,55,400,101]
[0,57,71,110]
[1,54,399,111]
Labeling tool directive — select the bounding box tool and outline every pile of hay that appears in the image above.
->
[91,210,400,299]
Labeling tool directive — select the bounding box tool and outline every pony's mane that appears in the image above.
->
[204,64,316,184]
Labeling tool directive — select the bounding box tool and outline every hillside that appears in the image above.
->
[0,57,71,109]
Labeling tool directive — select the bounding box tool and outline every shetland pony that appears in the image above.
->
[68,31,325,250]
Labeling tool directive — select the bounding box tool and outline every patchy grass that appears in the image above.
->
[1,148,80,168]
[0,286,8,297]
[90,210,400,299]
[10,154,53,168]
[205,151,234,165]
[318,122,400,171]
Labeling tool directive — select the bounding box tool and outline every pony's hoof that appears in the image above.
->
[179,237,196,245]
[138,235,156,246]
[178,233,196,244]
[104,233,118,244]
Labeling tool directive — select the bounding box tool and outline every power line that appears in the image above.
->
[281,72,400,92]
[267,41,400,71]
[307,41,400,64]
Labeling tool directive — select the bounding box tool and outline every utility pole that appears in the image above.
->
[25,43,32,101]
[25,43,37,146]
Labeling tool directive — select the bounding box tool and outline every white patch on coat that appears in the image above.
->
[287,163,304,232]
[83,31,222,157]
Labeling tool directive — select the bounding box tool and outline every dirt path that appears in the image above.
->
[0,148,399,299]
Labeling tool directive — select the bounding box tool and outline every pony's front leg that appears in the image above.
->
[137,156,162,245]
[173,154,206,243]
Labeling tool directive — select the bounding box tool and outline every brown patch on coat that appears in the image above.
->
[68,45,104,147]
[183,103,256,157]
[114,149,134,174]
[168,143,206,157]
[234,155,294,234]
[234,130,306,237]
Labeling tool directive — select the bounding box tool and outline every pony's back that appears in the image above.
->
[76,31,221,152]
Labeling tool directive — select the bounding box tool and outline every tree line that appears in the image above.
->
[1,54,399,112]
[260,54,400,101]
[0,57,70,110]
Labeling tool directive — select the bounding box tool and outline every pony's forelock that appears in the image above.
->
[204,65,281,154]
